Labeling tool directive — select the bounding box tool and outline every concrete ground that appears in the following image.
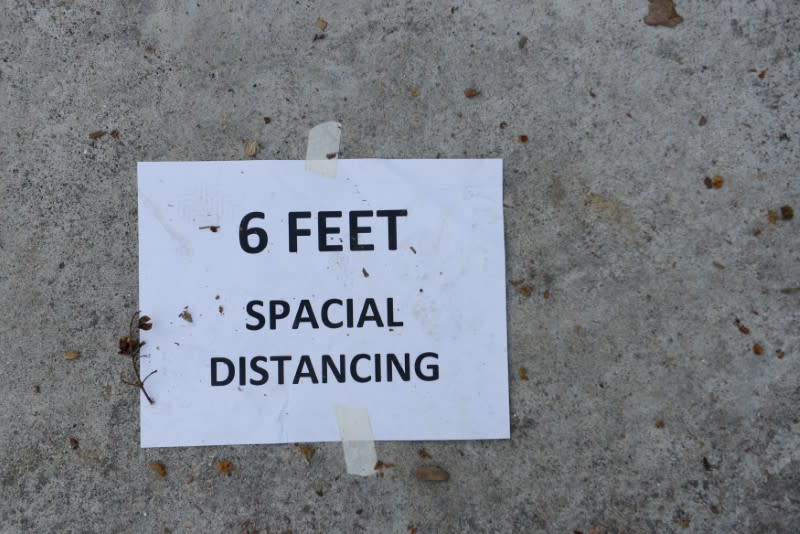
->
[1,0,798,532]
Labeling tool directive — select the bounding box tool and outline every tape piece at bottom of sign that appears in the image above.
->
[335,405,377,476]
[305,121,342,178]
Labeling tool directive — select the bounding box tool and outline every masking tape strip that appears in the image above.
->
[305,121,342,178]
[336,405,377,476]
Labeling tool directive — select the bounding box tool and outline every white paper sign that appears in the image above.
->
[137,159,508,447]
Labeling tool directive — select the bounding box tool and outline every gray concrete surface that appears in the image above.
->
[1,1,799,532]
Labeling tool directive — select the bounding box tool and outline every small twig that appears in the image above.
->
[118,310,156,404]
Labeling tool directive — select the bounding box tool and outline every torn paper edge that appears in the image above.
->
[305,121,342,178]
[336,405,377,476]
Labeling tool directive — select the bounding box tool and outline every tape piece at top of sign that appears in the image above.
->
[336,405,377,476]
[305,121,342,178]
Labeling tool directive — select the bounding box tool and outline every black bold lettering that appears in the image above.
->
[318,211,343,251]
[322,354,346,383]
[350,353,371,383]
[349,210,374,251]
[346,298,354,328]
[293,299,320,329]
[246,300,265,330]
[249,356,269,385]
[321,299,343,328]
[386,353,411,381]
[270,355,291,384]
[288,211,312,252]
[269,300,290,330]
[386,298,403,327]
[357,298,384,328]
[415,352,439,381]
[374,353,382,382]
[211,357,235,386]
[376,209,407,250]
[293,355,319,384]
[238,356,247,386]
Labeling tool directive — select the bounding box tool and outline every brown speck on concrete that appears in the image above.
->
[68,437,79,449]
[416,465,449,481]
[768,210,779,224]
[699,115,707,126]
[88,130,107,139]
[518,135,529,143]
[463,88,480,98]
[753,343,764,356]
[315,18,328,31]
[518,285,532,297]
[149,462,166,477]
[655,419,665,429]
[518,367,529,381]
[711,175,724,189]
[780,205,793,220]
[703,176,713,189]
[644,0,683,27]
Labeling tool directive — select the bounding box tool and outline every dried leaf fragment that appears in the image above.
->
[734,318,750,335]
[518,367,529,381]
[179,307,193,323]
[418,449,431,459]
[64,350,81,360]
[315,18,328,31]
[768,210,779,224]
[149,462,167,477]
[711,175,724,189]
[644,0,683,27]
[88,130,107,139]
[138,315,152,331]
[463,87,480,98]
[518,285,532,297]
[244,140,259,157]
[411,88,418,97]
[758,70,766,80]
[703,177,713,189]
[216,459,234,475]
[518,135,529,143]
[374,460,395,470]
[109,130,119,139]
[780,205,794,220]
[296,443,315,463]
[416,465,449,481]
[753,343,763,356]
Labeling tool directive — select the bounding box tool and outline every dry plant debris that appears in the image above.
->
[644,0,683,27]
[118,312,156,404]
[315,18,328,31]
[519,367,529,381]
[753,343,764,355]
[244,140,259,157]
[416,465,449,481]
[780,205,794,220]
[149,462,167,477]
[296,444,315,463]
[518,135,529,143]
[88,130,107,139]
[179,307,193,323]
[216,459,235,475]
[518,285,532,297]
[463,88,480,98]
[655,419,665,429]
[734,318,750,335]
[418,449,431,459]
[64,350,80,360]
